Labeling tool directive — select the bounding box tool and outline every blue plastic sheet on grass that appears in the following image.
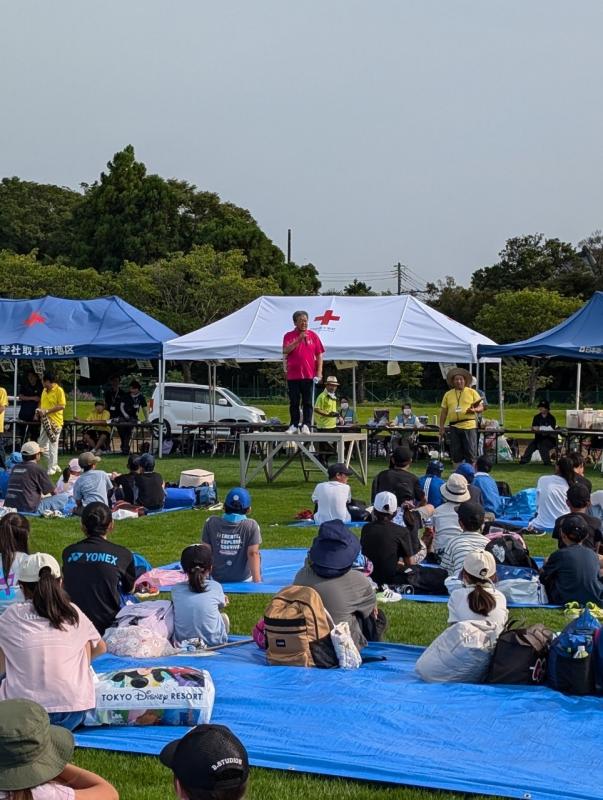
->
[288,519,367,527]
[159,548,309,594]
[76,642,603,800]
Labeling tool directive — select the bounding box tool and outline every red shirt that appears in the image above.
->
[282,328,325,380]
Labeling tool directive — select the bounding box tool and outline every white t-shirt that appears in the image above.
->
[312,480,351,525]
[0,784,74,799]
[448,585,508,632]
[433,502,462,555]
[529,475,571,531]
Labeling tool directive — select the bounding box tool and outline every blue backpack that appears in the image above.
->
[547,608,600,695]
[195,481,218,507]
[132,552,152,579]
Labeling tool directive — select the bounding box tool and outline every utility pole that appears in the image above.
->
[396,262,403,295]
[287,229,292,264]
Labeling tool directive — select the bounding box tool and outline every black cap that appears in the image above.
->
[560,514,589,542]
[180,544,212,573]
[327,462,353,478]
[160,724,249,791]
[538,400,550,410]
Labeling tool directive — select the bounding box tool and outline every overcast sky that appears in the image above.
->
[2,1,602,293]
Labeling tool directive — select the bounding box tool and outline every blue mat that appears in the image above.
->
[494,515,534,529]
[159,548,309,594]
[76,643,603,800]
[288,519,367,527]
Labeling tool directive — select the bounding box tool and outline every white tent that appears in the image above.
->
[163,295,498,363]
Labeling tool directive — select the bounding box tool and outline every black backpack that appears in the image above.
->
[395,565,447,595]
[487,621,554,685]
[485,535,538,571]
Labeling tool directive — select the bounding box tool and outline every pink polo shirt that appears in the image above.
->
[283,329,324,380]
[0,601,100,712]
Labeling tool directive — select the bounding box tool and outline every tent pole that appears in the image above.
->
[73,361,77,419]
[576,362,582,411]
[12,360,17,451]
[352,366,357,417]
[158,357,164,459]
[498,361,504,426]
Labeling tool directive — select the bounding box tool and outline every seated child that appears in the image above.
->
[440,502,489,576]
[112,453,138,503]
[473,456,503,516]
[418,459,445,508]
[134,453,165,512]
[360,491,425,587]
[55,458,82,497]
[82,399,111,453]
[160,722,249,800]
[447,549,508,632]
[454,464,484,507]
[552,483,603,557]
[202,488,262,583]
[0,699,118,799]
[540,515,603,605]
[171,544,229,647]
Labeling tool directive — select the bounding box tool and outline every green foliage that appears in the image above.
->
[0,177,80,259]
[424,277,488,328]
[495,361,553,404]
[474,288,582,344]
[344,279,374,295]
[115,245,281,335]
[0,250,104,299]
[471,234,597,298]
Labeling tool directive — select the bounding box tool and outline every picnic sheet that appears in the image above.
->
[76,642,601,800]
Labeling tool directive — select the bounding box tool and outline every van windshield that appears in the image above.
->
[219,388,244,406]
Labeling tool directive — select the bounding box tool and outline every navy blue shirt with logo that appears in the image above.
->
[62,536,137,634]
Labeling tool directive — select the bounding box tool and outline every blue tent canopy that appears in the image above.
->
[0,296,176,360]
[478,292,603,361]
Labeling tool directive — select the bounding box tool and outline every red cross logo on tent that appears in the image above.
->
[314,310,340,326]
[24,312,46,327]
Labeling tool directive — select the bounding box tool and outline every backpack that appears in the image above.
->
[547,608,600,695]
[132,552,152,579]
[500,488,537,519]
[394,565,448,596]
[415,619,499,684]
[487,621,554,684]
[496,575,548,605]
[263,585,335,667]
[485,534,538,571]
[195,481,218,507]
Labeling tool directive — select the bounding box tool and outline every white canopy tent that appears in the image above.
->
[161,295,502,429]
[163,294,498,364]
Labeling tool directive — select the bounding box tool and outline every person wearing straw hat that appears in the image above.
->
[439,368,483,466]
[314,376,342,430]
[0,698,118,799]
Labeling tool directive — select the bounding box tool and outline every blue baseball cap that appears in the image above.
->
[455,463,475,483]
[224,487,251,512]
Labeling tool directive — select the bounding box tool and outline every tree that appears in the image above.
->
[0,178,80,259]
[424,277,488,327]
[69,146,184,272]
[344,279,373,296]
[494,361,553,405]
[0,250,103,299]
[476,288,583,404]
[471,234,595,298]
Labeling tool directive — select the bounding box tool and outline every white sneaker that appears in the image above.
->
[286,425,298,434]
[376,586,403,603]
[300,424,311,435]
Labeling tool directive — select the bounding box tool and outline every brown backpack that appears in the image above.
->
[263,585,333,667]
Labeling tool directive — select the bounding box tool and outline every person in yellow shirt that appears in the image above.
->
[0,385,7,467]
[81,400,111,453]
[36,371,66,475]
[438,368,483,467]
[314,377,343,430]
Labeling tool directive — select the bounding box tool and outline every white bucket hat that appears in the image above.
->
[440,473,471,503]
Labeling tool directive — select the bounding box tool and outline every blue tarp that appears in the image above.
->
[76,643,603,800]
[159,549,557,607]
[478,291,603,360]
[0,295,176,359]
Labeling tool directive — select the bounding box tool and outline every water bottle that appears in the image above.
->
[573,645,588,659]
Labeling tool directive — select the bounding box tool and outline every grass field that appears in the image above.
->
[28,403,600,800]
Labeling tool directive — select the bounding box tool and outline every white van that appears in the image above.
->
[149,383,266,437]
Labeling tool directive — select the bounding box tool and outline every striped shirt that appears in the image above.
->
[440,533,490,576]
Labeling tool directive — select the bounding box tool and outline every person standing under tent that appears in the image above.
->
[104,374,127,454]
[36,372,66,476]
[282,310,324,435]
[17,367,43,443]
[439,367,483,466]
[118,379,148,455]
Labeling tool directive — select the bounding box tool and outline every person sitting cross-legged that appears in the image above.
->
[371,446,425,509]
[201,488,262,584]
[440,501,489,576]
[552,482,603,558]
[72,452,113,514]
[540,515,603,606]
[312,462,352,525]
[473,455,504,517]
[418,459,445,508]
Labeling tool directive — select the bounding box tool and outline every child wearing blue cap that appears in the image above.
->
[201,488,262,583]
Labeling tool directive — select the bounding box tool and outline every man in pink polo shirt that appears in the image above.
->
[282,310,324,434]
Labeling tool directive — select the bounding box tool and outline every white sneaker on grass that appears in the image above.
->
[376,586,402,603]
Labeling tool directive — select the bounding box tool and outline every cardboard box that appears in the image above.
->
[179,468,215,488]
